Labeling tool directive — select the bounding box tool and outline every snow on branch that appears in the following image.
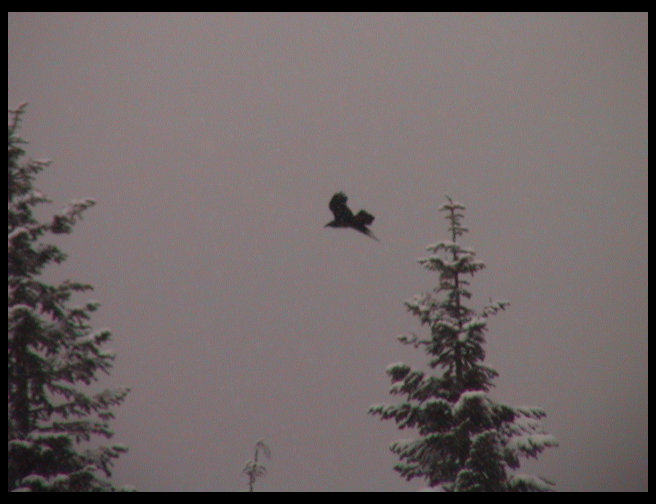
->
[50,199,96,234]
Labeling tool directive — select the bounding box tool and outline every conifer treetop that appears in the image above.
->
[8,105,130,492]
[370,195,557,491]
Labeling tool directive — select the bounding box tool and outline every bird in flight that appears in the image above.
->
[324,192,378,241]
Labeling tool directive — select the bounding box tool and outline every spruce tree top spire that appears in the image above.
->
[405,195,500,395]
[370,195,557,491]
[8,105,130,492]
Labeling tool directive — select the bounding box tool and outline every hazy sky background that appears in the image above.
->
[8,13,648,492]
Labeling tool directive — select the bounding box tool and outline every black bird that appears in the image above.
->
[324,192,378,241]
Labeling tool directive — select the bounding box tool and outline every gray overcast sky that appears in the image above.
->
[8,13,647,492]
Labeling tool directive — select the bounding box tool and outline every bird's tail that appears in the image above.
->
[365,230,379,241]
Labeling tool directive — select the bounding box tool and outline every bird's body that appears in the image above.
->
[325,192,378,240]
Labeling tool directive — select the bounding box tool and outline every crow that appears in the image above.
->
[324,192,378,241]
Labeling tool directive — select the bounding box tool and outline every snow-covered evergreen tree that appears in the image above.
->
[8,105,130,492]
[369,196,557,492]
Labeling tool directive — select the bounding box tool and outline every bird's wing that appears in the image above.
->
[329,192,353,220]
[354,210,374,226]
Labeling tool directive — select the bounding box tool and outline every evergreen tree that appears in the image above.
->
[370,196,557,492]
[8,105,130,491]
[242,440,271,492]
